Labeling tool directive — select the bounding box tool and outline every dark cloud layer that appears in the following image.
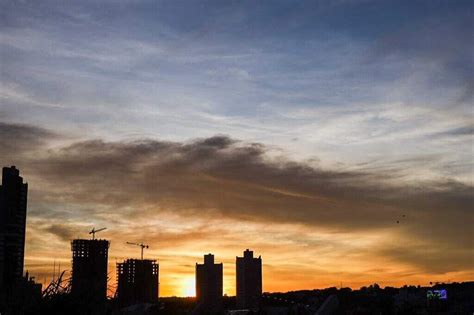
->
[44,223,82,242]
[0,121,55,158]
[430,125,474,138]
[1,122,473,273]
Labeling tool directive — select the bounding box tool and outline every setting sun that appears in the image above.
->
[182,278,195,297]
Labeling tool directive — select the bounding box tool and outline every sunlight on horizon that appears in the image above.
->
[182,277,195,297]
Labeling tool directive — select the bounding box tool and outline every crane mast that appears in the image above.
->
[126,242,149,260]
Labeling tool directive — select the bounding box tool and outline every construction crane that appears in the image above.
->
[89,227,107,240]
[126,242,149,260]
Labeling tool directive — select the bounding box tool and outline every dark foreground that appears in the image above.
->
[4,281,474,315]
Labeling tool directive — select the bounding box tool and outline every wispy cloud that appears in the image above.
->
[1,0,473,295]
[2,122,472,288]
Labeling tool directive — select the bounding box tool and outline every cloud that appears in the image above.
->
[2,122,472,274]
[1,1,473,292]
[0,121,56,162]
[430,125,474,138]
[376,241,474,274]
[44,223,82,242]
[367,6,473,107]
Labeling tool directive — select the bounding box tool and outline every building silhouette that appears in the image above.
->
[71,239,110,304]
[116,259,159,306]
[0,166,28,305]
[236,249,262,310]
[195,254,223,314]
[18,271,43,311]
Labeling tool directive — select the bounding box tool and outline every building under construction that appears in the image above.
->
[116,259,159,306]
[71,239,110,302]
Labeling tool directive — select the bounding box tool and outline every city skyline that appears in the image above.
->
[1,0,473,299]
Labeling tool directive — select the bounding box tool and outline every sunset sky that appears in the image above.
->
[1,0,473,297]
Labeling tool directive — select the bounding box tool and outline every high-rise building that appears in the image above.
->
[195,254,223,314]
[116,259,159,306]
[71,239,110,302]
[236,249,262,310]
[0,166,28,297]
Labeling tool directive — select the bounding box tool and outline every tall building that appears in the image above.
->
[71,239,110,303]
[195,254,223,314]
[236,249,262,310]
[116,259,159,306]
[0,166,28,297]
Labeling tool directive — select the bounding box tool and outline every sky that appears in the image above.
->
[0,0,473,297]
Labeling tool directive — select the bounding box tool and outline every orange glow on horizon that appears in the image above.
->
[23,214,474,297]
